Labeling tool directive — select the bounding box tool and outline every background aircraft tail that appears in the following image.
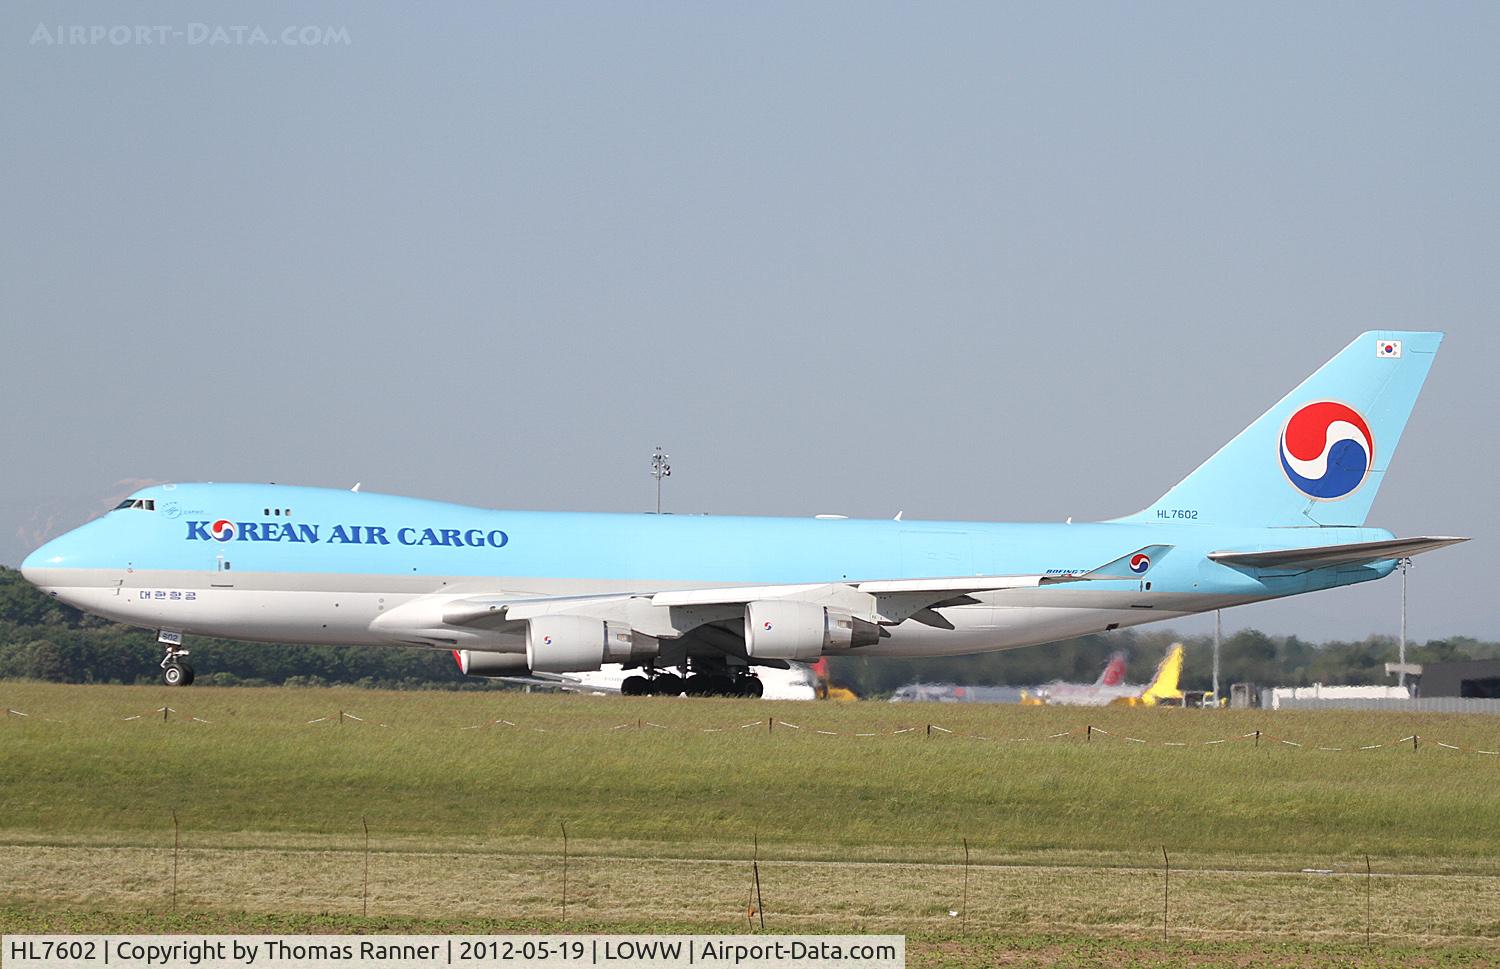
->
[1120,331,1442,527]
[1138,644,1184,706]
[1095,651,1127,687]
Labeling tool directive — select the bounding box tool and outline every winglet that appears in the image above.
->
[1076,545,1173,580]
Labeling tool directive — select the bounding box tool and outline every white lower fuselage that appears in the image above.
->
[46,566,1249,659]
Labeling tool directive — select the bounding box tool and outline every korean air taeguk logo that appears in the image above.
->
[1278,401,1374,500]
[209,519,236,542]
[1128,553,1151,574]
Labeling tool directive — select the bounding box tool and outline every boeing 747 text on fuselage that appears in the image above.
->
[21,331,1465,695]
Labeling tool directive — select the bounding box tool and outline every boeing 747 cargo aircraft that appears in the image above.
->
[21,332,1466,694]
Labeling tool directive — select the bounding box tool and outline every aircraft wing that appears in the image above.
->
[436,544,1173,630]
[1208,536,1467,571]
[368,544,1174,651]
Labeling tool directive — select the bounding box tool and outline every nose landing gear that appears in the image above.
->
[160,641,194,686]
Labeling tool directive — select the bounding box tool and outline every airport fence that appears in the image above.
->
[451,712,1500,758]
[4,816,1498,945]
[6,703,1500,945]
[8,702,1500,757]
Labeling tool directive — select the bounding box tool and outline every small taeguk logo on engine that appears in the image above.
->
[1279,401,1374,500]
[763,621,773,631]
[209,519,236,542]
[543,635,553,646]
[1129,553,1151,574]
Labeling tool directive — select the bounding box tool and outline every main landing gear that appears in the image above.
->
[621,665,763,698]
[621,671,681,696]
[160,645,195,687]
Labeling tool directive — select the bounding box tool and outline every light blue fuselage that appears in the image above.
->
[21,482,1394,658]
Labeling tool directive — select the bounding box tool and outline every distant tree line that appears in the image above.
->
[0,567,474,689]
[1,566,1495,693]
[827,626,1500,697]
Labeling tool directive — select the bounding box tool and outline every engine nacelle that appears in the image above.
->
[453,649,530,676]
[606,626,658,664]
[744,600,879,660]
[526,615,639,673]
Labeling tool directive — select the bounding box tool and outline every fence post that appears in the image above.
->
[768,716,773,734]
[1254,730,1260,748]
[560,821,569,921]
[961,837,970,936]
[171,809,180,913]
[746,837,756,928]
[362,816,370,918]
[1412,734,1419,752]
[751,833,765,931]
[926,724,932,738]
[1161,845,1169,941]
[1364,853,1372,946]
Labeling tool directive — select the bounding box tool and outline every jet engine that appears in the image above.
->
[453,649,530,676]
[744,600,880,660]
[525,615,646,673]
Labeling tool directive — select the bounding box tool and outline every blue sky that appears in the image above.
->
[3,2,1497,641]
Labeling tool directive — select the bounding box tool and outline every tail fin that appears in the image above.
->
[1121,331,1442,527]
[1139,644,1184,705]
[1095,651,1128,687]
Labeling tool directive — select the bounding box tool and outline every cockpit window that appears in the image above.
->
[114,498,157,511]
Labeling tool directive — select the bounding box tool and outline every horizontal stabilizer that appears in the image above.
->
[1209,536,1467,571]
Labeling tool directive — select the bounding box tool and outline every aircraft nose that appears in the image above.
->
[21,536,69,588]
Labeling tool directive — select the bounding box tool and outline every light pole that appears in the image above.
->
[1213,610,1221,708]
[651,446,671,514]
[1398,557,1411,688]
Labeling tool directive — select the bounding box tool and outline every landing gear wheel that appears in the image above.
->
[688,674,736,697]
[651,673,685,696]
[621,675,650,696]
[159,641,193,686]
[738,676,764,699]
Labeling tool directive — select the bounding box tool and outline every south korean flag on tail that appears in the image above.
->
[1376,339,1402,358]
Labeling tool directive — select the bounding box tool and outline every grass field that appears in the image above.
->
[3,681,1499,966]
